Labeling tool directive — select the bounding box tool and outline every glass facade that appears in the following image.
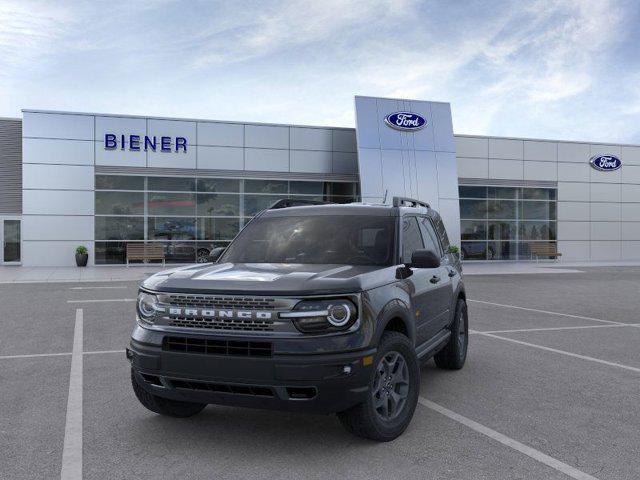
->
[459,186,557,260]
[94,175,360,264]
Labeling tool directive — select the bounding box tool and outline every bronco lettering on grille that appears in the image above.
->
[167,308,273,320]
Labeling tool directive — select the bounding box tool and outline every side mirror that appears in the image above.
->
[208,247,226,263]
[410,249,440,269]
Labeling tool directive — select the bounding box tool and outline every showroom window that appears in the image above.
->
[459,186,557,260]
[94,175,359,264]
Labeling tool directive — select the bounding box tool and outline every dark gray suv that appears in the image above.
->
[127,197,468,441]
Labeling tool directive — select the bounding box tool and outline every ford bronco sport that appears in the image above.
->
[128,197,468,441]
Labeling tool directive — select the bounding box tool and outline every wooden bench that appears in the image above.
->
[530,243,562,262]
[126,243,165,266]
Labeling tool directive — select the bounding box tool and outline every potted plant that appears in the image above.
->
[75,246,88,267]
[448,245,461,260]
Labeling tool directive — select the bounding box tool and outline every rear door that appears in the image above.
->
[400,216,443,345]
[418,216,454,332]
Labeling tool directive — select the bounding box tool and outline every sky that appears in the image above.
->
[1,0,639,143]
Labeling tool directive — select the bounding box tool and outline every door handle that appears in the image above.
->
[430,275,441,284]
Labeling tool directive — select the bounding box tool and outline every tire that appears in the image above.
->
[434,298,469,370]
[196,249,210,263]
[337,332,420,442]
[131,369,207,418]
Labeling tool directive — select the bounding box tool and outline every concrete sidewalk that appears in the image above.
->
[0,265,167,283]
[462,260,640,275]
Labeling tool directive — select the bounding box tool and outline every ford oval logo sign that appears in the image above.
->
[590,155,622,172]
[384,112,427,131]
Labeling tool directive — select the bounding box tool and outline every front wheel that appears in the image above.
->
[434,298,468,370]
[131,370,207,418]
[337,332,420,442]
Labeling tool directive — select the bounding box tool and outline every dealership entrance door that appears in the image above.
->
[1,217,21,264]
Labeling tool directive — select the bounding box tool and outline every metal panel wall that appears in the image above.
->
[0,118,22,215]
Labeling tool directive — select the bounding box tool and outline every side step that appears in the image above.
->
[415,329,451,360]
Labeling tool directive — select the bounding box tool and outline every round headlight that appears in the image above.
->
[327,303,352,327]
[137,292,157,322]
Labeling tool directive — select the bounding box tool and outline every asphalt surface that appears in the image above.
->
[1,266,639,479]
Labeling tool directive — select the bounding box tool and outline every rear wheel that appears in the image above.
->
[434,298,468,370]
[131,369,207,418]
[337,331,419,441]
[196,249,210,263]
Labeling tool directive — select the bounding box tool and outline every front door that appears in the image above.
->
[1,218,21,264]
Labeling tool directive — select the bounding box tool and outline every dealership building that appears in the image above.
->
[0,95,639,267]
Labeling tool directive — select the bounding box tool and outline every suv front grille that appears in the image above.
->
[164,294,276,310]
[163,336,272,357]
[167,316,275,332]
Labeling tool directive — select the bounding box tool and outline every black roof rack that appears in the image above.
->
[268,198,330,210]
[392,196,430,209]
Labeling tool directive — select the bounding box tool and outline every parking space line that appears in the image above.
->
[0,352,72,360]
[476,332,640,373]
[69,286,129,290]
[66,298,136,304]
[470,323,640,334]
[83,349,125,355]
[61,309,83,480]
[419,397,599,480]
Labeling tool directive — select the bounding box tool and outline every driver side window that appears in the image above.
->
[402,217,424,264]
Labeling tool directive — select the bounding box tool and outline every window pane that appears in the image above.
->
[488,200,516,219]
[487,187,518,199]
[95,217,144,240]
[520,221,556,240]
[95,175,144,190]
[522,188,556,200]
[147,193,196,216]
[196,178,240,193]
[419,217,442,255]
[3,219,20,262]
[461,241,487,260]
[331,182,356,196]
[402,217,424,264]
[290,181,326,195]
[94,241,130,264]
[488,221,517,240]
[432,214,451,250]
[461,220,487,241]
[458,186,487,198]
[148,217,196,240]
[520,201,556,220]
[488,241,517,260]
[96,191,144,215]
[244,179,287,194]
[195,241,231,262]
[460,199,487,219]
[196,193,240,216]
[156,241,196,263]
[197,218,240,240]
[147,176,195,192]
[244,194,279,216]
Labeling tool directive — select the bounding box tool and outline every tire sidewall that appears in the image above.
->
[365,333,420,439]
[455,299,469,365]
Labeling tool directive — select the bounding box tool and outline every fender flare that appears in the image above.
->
[374,299,416,346]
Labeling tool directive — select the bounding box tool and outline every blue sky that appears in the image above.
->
[1,0,639,142]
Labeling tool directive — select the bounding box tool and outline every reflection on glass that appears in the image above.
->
[461,241,487,260]
[196,194,240,216]
[488,221,516,240]
[96,192,144,215]
[461,220,487,240]
[520,222,556,240]
[244,195,279,216]
[147,177,195,192]
[244,180,287,194]
[95,241,130,264]
[95,175,144,190]
[147,193,196,216]
[148,217,196,240]
[459,186,487,199]
[197,218,240,240]
[460,199,487,219]
[520,201,556,220]
[3,220,20,262]
[196,178,240,193]
[488,200,516,219]
[523,188,556,200]
[95,217,144,240]
[290,181,325,195]
[488,241,517,260]
[487,187,517,199]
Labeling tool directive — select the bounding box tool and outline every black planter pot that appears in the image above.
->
[75,253,88,267]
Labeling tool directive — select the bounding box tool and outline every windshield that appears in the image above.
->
[220,215,396,266]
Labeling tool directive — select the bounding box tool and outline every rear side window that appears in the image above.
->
[432,215,451,250]
[401,217,424,264]
[419,217,442,256]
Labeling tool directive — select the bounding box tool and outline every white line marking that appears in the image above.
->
[0,352,72,360]
[470,323,640,334]
[83,349,125,355]
[469,299,624,325]
[418,397,600,480]
[66,298,135,304]
[61,309,83,480]
[69,286,128,290]
[476,332,640,373]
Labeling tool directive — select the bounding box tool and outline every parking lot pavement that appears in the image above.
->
[1,267,639,479]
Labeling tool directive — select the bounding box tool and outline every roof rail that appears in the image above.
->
[392,196,430,209]
[268,198,330,210]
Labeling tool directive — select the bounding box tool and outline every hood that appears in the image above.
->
[141,262,397,296]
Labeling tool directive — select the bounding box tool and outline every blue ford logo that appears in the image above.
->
[384,112,427,131]
[590,155,621,171]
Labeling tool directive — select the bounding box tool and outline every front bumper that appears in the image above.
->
[128,335,376,415]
